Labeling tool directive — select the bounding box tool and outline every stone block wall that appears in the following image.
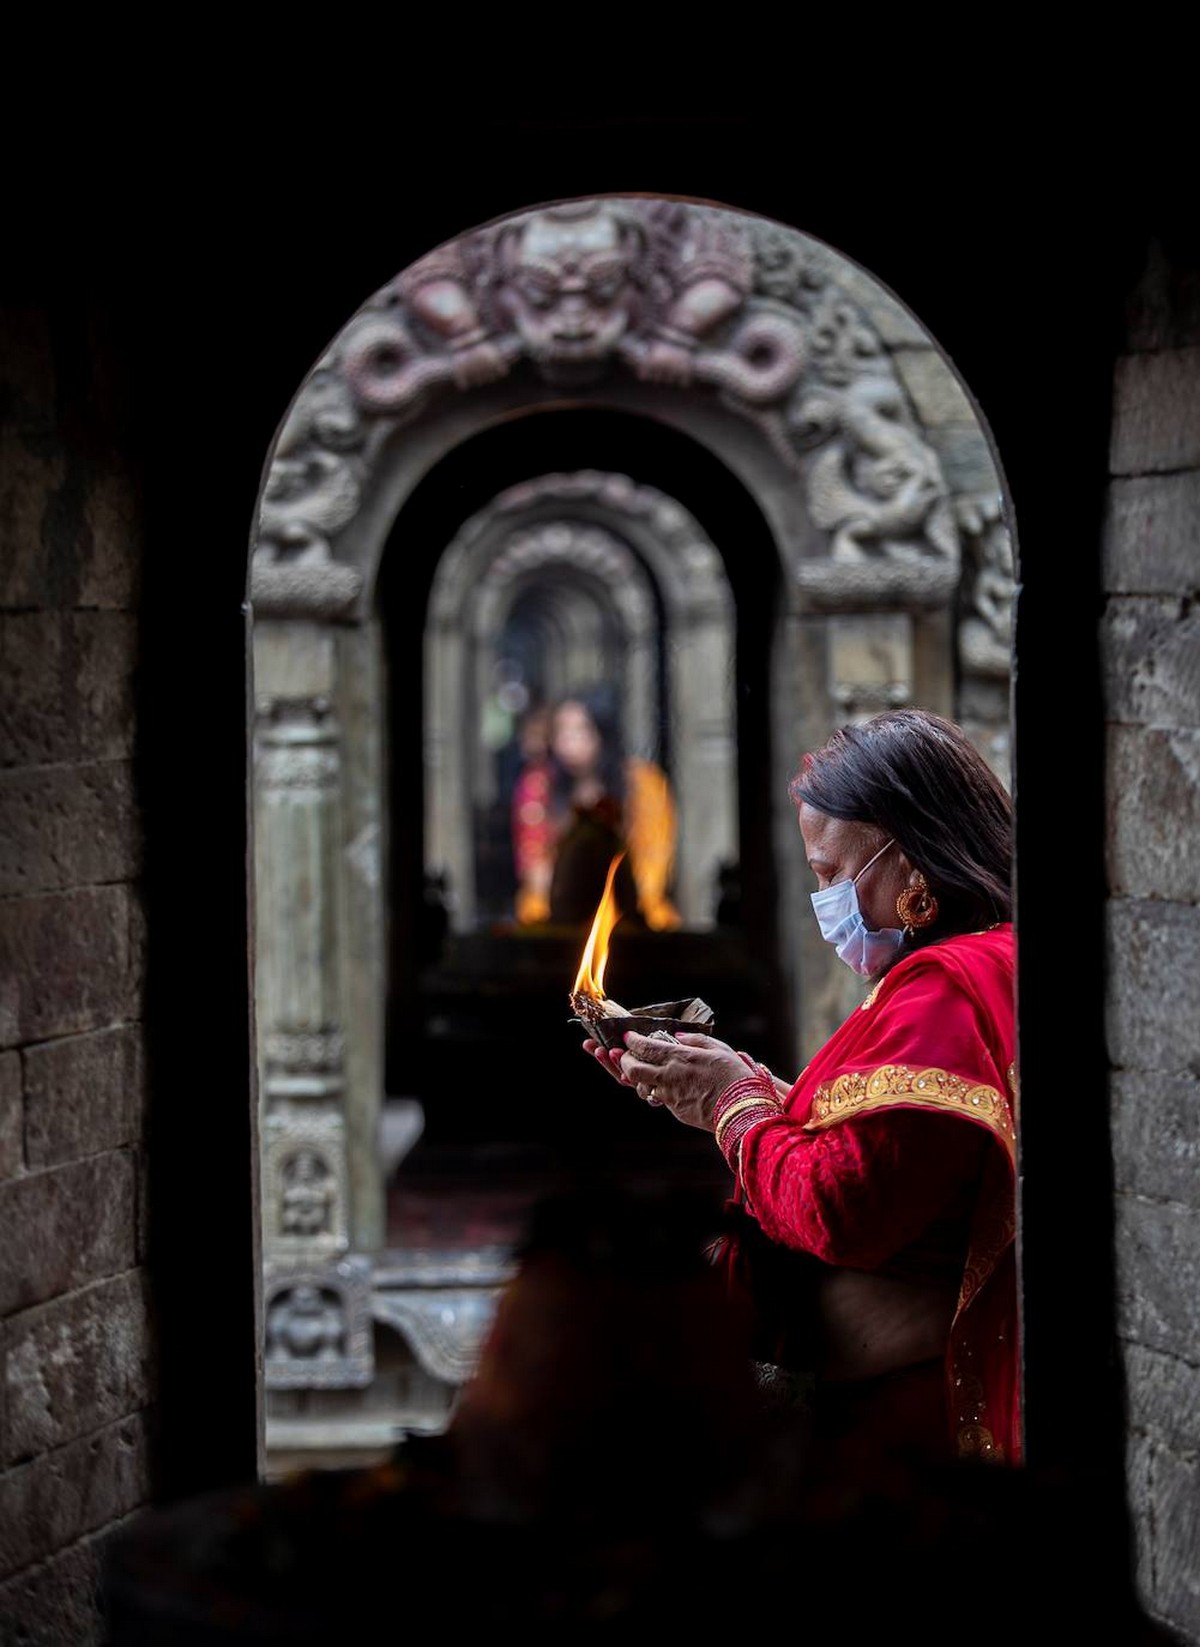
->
[0,301,155,1639]
[1103,233,1200,1644]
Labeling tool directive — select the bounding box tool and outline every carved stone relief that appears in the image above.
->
[253,368,367,620]
[792,377,960,610]
[957,492,1015,677]
[262,1105,349,1253]
[263,1255,373,1389]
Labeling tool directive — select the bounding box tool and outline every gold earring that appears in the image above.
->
[896,872,938,934]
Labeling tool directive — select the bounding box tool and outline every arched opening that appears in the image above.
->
[250,194,1015,1466]
[379,408,787,1130]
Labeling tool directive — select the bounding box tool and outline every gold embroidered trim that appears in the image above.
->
[805,1063,1015,1154]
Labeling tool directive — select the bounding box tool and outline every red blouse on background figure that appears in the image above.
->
[510,705,558,924]
[512,692,680,930]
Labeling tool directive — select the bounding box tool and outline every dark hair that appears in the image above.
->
[549,684,627,813]
[789,708,1013,941]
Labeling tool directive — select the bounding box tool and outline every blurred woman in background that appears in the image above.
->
[512,685,681,930]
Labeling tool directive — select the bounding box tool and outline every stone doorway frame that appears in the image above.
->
[247,193,1015,1420]
[424,468,738,930]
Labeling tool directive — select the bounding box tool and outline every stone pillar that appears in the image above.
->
[253,620,375,1391]
[424,604,472,926]
[672,603,736,925]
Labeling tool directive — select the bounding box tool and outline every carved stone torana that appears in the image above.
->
[455,470,730,607]
[264,1255,373,1389]
[251,195,1013,1453]
[254,199,963,612]
[263,1105,349,1252]
[483,471,724,592]
[488,522,655,623]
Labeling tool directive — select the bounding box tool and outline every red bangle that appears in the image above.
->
[716,1105,779,1171]
[713,1074,776,1130]
[712,1071,780,1172]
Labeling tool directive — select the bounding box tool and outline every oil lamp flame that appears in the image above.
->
[572,852,626,1001]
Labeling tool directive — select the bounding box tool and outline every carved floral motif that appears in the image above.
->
[263,1030,345,1072]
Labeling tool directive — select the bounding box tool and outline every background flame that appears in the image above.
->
[572,853,626,998]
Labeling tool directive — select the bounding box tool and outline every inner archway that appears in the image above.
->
[376,413,791,1237]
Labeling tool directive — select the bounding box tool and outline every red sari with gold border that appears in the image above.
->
[725,924,1018,1463]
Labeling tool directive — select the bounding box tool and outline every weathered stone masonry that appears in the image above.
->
[0,302,155,1642]
[1104,240,1200,1644]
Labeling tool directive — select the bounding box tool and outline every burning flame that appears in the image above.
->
[572,853,626,1000]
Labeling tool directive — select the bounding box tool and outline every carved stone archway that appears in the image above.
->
[425,470,737,929]
[248,195,1014,1424]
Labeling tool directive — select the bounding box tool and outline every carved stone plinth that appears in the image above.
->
[371,1288,501,1386]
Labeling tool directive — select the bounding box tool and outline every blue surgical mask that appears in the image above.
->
[810,837,905,978]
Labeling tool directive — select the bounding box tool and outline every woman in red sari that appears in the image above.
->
[586,708,1018,1469]
[512,687,681,931]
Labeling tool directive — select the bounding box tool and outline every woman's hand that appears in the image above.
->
[581,1038,637,1087]
[617,1030,754,1133]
